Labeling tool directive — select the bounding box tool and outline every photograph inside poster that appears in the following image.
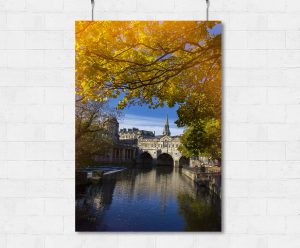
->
[75,21,222,232]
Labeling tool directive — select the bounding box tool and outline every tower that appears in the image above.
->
[162,113,171,136]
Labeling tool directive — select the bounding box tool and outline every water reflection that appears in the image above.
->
[76,167,221,231]
[177,192,221,231]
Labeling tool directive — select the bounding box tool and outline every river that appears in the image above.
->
[76,166,221,232]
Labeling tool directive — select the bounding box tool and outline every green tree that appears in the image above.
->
[177,72,221,163]
[76,99,121,167]
[179,118,221,162]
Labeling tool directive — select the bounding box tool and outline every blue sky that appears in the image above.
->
[110,98,184,136]
[109,23,222,136]
[209,23,222,36]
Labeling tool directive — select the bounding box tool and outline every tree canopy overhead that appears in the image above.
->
[76,21,221,109]
[75,21,222,162]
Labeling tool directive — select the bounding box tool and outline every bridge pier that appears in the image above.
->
[174,160,179,167]
[137,149,194,168]
[152,158,157,166]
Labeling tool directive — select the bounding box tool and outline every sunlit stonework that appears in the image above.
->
[96,114,195,167]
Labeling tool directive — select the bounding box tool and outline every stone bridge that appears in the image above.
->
[136,135,190,167]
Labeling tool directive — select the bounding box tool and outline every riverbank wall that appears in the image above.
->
[181,168,197,180]
[76,166,127,186]
[181,168,221,197]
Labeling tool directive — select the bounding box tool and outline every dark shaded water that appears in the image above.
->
[76,167,221,231]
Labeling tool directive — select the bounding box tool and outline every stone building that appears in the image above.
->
[96,114,191,167]
[94,117,136,164]
[136,114,190,167]
[119,127,155,145]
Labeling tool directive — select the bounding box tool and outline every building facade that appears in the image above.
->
[119,127,155,145]
[96,115,192,167]
[135,114,189,166]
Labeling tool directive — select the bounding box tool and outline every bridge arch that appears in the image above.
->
[179,156,190,167]
[157,153,174,166]
[138,151,153,166]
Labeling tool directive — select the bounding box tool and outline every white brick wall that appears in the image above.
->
[0,0,300,247]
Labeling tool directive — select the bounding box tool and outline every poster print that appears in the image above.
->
[75,21,222,232]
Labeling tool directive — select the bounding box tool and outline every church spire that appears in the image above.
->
[162,113,171,136]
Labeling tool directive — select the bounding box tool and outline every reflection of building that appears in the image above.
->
[96,115,197,167]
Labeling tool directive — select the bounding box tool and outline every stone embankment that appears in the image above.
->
[76,166,126,185]
[181,167,221,197]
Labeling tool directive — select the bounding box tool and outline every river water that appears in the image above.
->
[76,166,221,231]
